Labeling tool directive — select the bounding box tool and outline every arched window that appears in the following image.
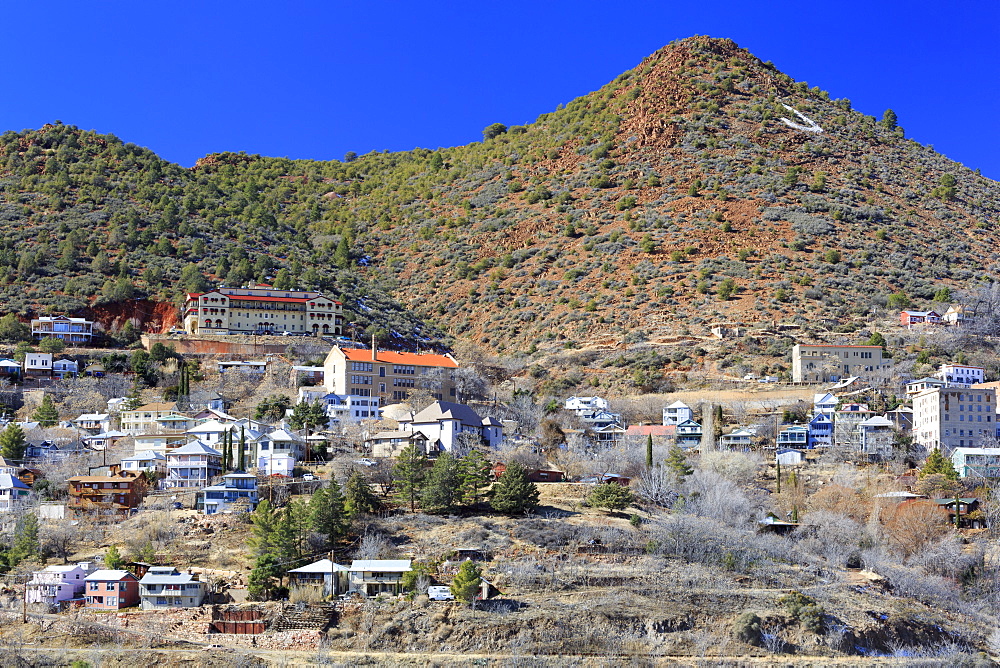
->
[322,324,329,333]
[215,319,223,328]
[204,319,212,328]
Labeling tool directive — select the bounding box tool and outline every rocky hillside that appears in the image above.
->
[0,36,997,354]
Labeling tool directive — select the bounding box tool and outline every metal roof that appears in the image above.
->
[288,558,349,573]
[350,559,411,572]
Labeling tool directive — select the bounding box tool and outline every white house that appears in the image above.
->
[396,401,503,453]
[719,428,754,450]
[185,420,231,446]
[165,441,222,489]
[564,396,609,413]
[662,401,693,426]
[812,393,838,415]
[52,359,79,378]
[72,413,112,434]
[257,453,294,477]
[0,473,31,511]
[348,559,412,597]
[934,364,986,388]
[138,566,207,610]
[119,450,167,476]
[297,389,381,424]
[675,419,702,448]
[287,558,349,596]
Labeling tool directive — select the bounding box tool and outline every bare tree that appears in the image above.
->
[42,522,83,564]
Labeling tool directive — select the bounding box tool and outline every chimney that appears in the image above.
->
[371,334,377,362]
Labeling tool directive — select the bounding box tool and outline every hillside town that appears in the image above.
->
[0,282,999,663]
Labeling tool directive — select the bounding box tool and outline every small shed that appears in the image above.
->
[775,449,805,466]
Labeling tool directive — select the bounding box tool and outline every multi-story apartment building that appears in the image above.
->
[31,316,93,344]
[323,346,459,404]
[913,387,997,454]
[951,447,1000,479]
[791,344,892,384]
[183,284,342,336]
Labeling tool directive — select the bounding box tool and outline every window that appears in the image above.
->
[351,375,372,385]
[351,362,373,372]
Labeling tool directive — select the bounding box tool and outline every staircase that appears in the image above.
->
[269,603,337,632]
[167,606,214,637]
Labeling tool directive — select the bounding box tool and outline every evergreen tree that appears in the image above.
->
[276,499,310,562]
[344,471,379,516]
[0,423,26,461]
[422,452,461,513]
[0,314,30,343]
[881,108,898,130]
[450,559,483,605]
[586,482,635,511]
[288,400,328,434]
[665,443,693,478]
[308,479,347,547]
[392,443,427,512]
[457,450,492,507]
[490,461,539,514]
[10,513,40,565]
[920,447,958,481]
[249,499,281,555]
[247,553,282,601]
[238,426,246,471]
[31,394,60,428]
[867,331,887,351]
[103,544,124,570]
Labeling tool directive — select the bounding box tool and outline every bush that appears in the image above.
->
[733,611,762,645]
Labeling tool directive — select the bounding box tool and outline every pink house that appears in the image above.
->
[84,570,140,609]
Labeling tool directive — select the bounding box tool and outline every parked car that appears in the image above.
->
[301,473,316,481]
[427,586,454,601]
[354,458,378,467]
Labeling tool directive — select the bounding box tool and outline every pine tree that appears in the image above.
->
[249,499,281,555]
[247,553,282,601]
[458,450,492,507]
[665,443,693,478]
[31,394,60,428]
[344,471,379,516]
[309,479,347,547]
[586,482,635,511]
[392,443,427,512]
[276,500,310,562]
[10,513,40,565]
[920,447,958,481]
[103,544,124,570]
[450,559,483,606]
[422,452,461,513]
[490,461,539,514]
[0,423,26,460]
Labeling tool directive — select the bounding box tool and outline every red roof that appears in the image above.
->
[190,293,342,305]
[341,348,458,368]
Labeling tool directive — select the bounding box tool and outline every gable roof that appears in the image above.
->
[408,401,484,426]
[340,348,458,369]
[665,400,690,410]
[168,441,222,456]
[350,559,412,572]
[288,558,349,574]
[86,569,136,581]
[130,402,177,413]
[0,473,29,490]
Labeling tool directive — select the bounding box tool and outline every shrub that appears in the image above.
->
[733,611,762,645]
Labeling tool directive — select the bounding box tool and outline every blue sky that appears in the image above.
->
[1,1,997,179]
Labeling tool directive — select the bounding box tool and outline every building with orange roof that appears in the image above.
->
[323,345,459,406]
[182,283,342,336]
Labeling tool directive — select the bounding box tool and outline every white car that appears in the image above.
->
[354,458,378,467]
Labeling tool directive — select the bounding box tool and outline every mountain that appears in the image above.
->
[0,36,997,359]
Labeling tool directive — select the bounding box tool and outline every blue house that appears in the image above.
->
[808,413,833,449]
[201,472,258,515]
[676,419,703,449]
